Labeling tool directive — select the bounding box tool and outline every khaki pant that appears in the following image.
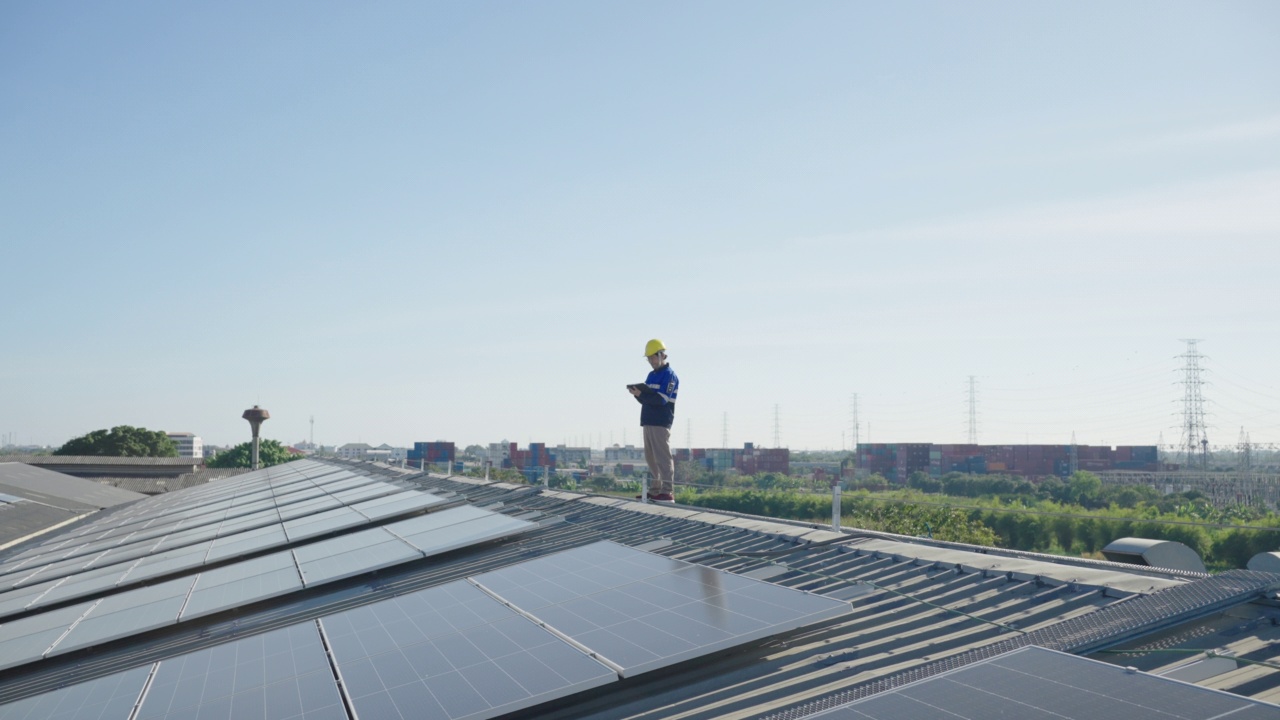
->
[643,425,674,495]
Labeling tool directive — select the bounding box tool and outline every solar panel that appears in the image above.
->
[319,579,616,720]
[292,528,421,588]
[48,576,197,655]
[350,490,447,521]
[281,507,368,542]
[0,601,93,672]
[0,583,51,618]
[134,622,346,720]
[0,662,151,720]
[204,524,288,563]
[470,540,853,677]
[809,645,1280,719]
[180,552,303,621]
[12,565,119,614]
[383,505,535,556]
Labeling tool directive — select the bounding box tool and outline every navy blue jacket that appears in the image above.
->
[636,364,678,428]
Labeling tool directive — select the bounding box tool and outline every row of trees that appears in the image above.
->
[54,426,298,468]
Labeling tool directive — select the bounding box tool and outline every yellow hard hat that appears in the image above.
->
[643,339,667,357]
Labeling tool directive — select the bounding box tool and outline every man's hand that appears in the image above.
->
[629,386,641,396]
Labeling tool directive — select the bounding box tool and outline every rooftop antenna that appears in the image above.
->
[242,405,270,470]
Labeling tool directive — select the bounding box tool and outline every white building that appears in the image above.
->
[337,443,373,460]
[166,432,203,459]
[486,442,512,466]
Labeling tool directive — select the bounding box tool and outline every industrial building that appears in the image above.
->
[856,442,1160,482]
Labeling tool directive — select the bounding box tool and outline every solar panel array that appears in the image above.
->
[809,645,1280,719]
[0,461,448,617]
[0,540,854,720]
[0,460,542,675]
[0,504,536,671]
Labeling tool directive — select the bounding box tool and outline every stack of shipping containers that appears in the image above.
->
[407,441,455,470]
[858,443,1160,479]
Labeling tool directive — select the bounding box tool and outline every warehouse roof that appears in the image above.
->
[0,458,1277,720]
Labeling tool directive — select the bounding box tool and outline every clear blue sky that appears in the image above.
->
[2,2,1278,452]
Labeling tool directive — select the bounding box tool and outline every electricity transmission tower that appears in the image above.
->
[721,412,728,449]
[1238,427,1252,475]
[772,404,782,448]
[967,376,979,444]
[1178,339,1210,470]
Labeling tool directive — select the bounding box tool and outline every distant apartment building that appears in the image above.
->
[674,443,790,475]
[854,443,1161,482]
[337,443,373,460]
[485,442,512,467]
[166,432,203,459]
[408,441,455,470]
[605,445,646,462]
[553,445,591,466]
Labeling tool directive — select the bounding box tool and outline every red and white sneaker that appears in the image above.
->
[650,493,675,503]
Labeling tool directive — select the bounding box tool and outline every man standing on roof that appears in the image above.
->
[629,339,679,502]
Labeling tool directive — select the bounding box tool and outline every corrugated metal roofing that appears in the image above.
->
[0,462,147,510]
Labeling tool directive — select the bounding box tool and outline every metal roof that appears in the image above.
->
[0,462,146,510]
[1,458,1278,720]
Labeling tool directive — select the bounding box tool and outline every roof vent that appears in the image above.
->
[1101,537,1206,573]
[1246,552,1280,574]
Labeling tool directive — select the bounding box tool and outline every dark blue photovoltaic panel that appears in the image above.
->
[0,663,151,720]
[134,622,346,720]
[471,541,852,677]
[319,579,615,720]
[0,601,94,671]
[809,645,1280,719]
[292,528,420,588]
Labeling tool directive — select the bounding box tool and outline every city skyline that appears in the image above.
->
[3,3,1278,451]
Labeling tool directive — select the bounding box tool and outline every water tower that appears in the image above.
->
[242,405,271,470]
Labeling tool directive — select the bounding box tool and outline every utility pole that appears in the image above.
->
[1178,339,1210,470]
[851,394,860,451]
[967,376,979,445]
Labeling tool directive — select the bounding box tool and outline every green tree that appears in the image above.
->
[55,426,177,457]
[206,439,298,468]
